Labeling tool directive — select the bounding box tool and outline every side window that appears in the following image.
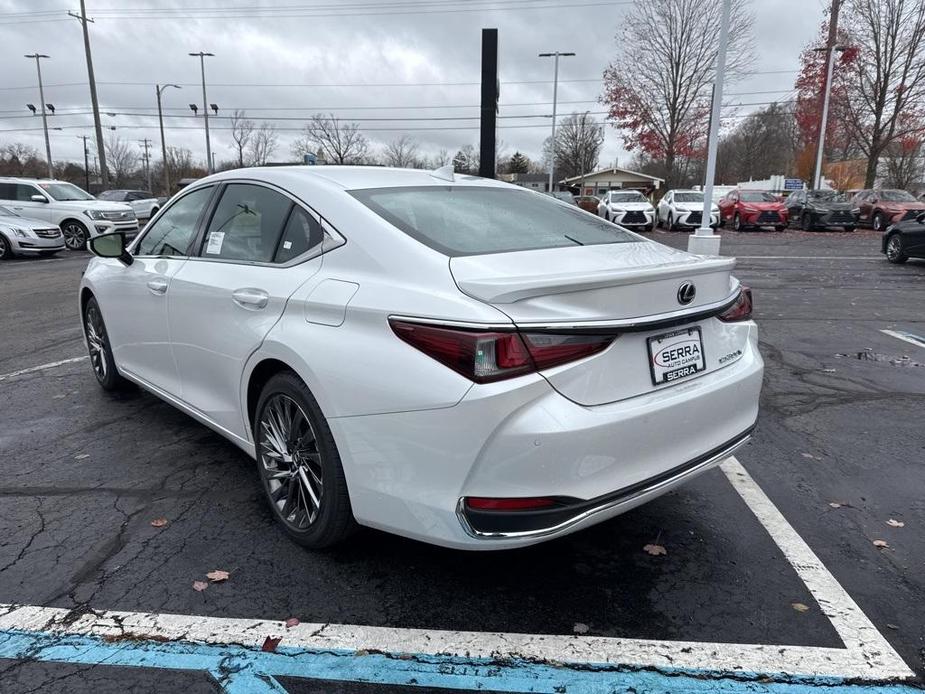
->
[0,183,15,201]
[16,184,41,201]
[136,186,213,257]
[201,183,291,263]
[275,206,324,263]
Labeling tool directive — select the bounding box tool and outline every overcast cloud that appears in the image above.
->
[0,0,826,172]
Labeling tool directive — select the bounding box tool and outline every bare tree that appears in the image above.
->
[105,134,137,186]
[248,123,278,166]
[601,0,754,189]
[882,134,923,189]
[452,144,478,174]
[543,112,605,182]
[291,113,368,165]
[0,143,44,177]
[840,0,925,186]
[716,103,799,183]
[230,110,255,168]
[383,135,420,168]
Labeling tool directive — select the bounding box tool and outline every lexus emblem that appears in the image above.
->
[677,282,696,305]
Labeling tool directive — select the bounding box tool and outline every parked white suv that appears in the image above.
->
[656,189,720,230]
[0,177,138,251]
[596,190,655,230]
[97,189,161,221]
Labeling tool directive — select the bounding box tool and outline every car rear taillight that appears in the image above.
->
[718,286,753,322]
[465,497,559,510]
[389,320,614,383]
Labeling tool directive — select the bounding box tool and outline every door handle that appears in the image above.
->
[232,288,269,310]
[146,277,169,295]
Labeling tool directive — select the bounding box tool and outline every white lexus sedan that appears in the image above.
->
[80,166,763,550]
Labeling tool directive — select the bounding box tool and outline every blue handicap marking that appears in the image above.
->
[0,627,920,693]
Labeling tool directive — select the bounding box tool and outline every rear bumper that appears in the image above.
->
[330,327,763,549]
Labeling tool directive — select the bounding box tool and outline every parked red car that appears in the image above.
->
[850,189,925,231]
[717,190,789,231]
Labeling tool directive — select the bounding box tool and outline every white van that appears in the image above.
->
[0,178,139,251]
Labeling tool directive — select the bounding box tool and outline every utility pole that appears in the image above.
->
[539,51,575,193]
[156,84,181,194]
[69,1,108,188]
[24,54,53,179]
[189,51,215,174]
[77,135,90,190]
[479,28,499,179]
[138,138,153,191]
[688,0,731,256]
[813,0,843,190]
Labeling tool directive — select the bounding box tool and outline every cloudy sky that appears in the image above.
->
[0,0,825,173]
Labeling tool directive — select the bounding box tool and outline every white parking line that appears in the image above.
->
[0,456,912,681]
[881,329,925,350]
[0,355,87,382]
[735,256,876,260]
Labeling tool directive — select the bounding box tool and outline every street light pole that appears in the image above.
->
[688,0,731,256]
[156,84,181,194]
[25,53,53,179]
[189,52,215,174]
[539,51,575,194]
[77,135,90,190]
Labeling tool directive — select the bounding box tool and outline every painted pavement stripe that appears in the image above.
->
[0,355,87,382]
[880,329,925,350]
[0,458,914,688]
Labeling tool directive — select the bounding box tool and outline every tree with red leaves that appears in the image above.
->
[601,0,753,190]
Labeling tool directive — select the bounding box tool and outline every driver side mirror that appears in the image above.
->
[88,231,133,266]
[30,195,48,203]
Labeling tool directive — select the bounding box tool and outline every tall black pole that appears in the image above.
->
[479,28,498,179]
[82,136,90,190]
[70,2,108,188]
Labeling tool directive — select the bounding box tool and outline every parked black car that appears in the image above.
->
[785,189,858,231]
[882,211,925,264]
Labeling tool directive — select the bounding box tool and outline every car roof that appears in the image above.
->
[206,165,512,191]
[0,177,60,183]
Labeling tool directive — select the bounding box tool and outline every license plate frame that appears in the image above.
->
[647,326,706,385]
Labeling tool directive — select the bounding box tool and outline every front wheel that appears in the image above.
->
[62,220,89,251]
[885,234,908,264]
[84,297,129,391]
[844,226,856,233]
[775,225,786,232]
[0,234,12,260]
[733,212,745,231]
[255,372,356,549]
[801,212,814,231]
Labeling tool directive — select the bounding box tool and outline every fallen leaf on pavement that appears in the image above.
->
[150,518,169,528]
[192,581,208,592]
[800,453,815,460]
[643,543,667,556]
[261,636,281,652]
[573,623,589,634]
[828,502,843,508]
[791,602,810,612]
[285,618,300,628]
[207,570,230,582]
[872,539,889,549]
[74,454,90,460]
[886,519,905,528]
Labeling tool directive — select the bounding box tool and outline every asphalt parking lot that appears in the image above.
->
[0,228,923,693]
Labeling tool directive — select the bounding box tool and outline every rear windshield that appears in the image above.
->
[350,186,640,256]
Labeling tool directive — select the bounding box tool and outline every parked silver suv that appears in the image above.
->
[0,177,139,251]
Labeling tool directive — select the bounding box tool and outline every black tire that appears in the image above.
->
[844,226,856,232]
[62,220,89,251]
[872,211,888,232]
[667,213,675,232]
[885,234,908,264]
[775,225,786,232]
[0,233,12,260]
[604,211,611,222]
[254,371,356,549]
[800,212,814,231]
[733,212,745,231]
[83,297,130,391]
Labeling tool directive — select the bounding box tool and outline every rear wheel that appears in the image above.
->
[255,372,356,549]
[885,234,908,264]
[62,220,89,251]
[872,211,888,232]
[0,234,12,259]
[84,297,129,391]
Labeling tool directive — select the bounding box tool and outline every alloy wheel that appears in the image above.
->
[886,235,906,263]
[85,305,108,381]
[63,222,87,250]
[258,394,324,531]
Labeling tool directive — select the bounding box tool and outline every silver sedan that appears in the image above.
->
[0,205,65,259]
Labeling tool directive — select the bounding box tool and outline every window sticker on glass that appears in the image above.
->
[283,240,293,250]
[206,231,225,254]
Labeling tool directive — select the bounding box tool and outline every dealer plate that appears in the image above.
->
[647,327,705,385]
